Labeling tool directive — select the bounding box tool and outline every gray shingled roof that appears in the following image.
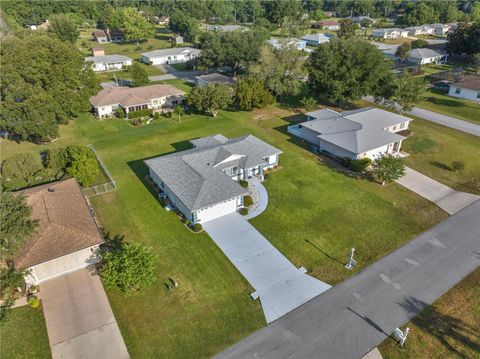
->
[409,48,446,60]
[141,47,201,59]
[145,135,282,212]
[84,55,132,64]
[302,107,410,154]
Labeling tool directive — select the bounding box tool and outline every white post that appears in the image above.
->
[345,248,357,270]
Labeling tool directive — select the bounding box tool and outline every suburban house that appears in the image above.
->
[448,75,480,102]
[348,16,376,25]
[405,25,435,36]
[407,48,448,65]
[428,23,452,35]
[85,55,133,72]
[288,107,411,160]
[13,179,104,286]
[93,29,109,43]
[156,15,170,26]
[140,47,201,65]
[90,84,185,118]
[312,20,340,30]
[145,134,282,224]
[91,47,105,56]
[300,33,333,46]
[195,73,236,87]
[267,38,307,50]
[206,24,248,32]
[372,28,409,39]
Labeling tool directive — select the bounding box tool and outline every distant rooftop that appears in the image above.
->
[84,55,132,64]
[141,47,201,58]
[195,73,236,85]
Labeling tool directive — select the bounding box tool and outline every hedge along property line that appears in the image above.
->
[128,109,153,119]
[81,144,117,197]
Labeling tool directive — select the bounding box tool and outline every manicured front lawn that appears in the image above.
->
[94,61,164,83]
[379,268,480,359]
[403,117,480,195]
[416,89,480,125]
[0,307,51,359]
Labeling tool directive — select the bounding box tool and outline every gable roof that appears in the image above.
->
[451,75,480,91]
[300,33,333,43]
[409,48,446,60]
[141,47,201,59]
[302,107,410,154]
[145,135,282,211]
[85,55,132,64]
[195,73,236,85]
[13,179,104,269]
[90,84,184,107]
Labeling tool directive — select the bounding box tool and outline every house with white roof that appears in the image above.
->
[84,55,133,72]
[448,75,480,102]
[145,134,282,224]
[407,48,448,65]
[300,33,333,46]
[427,23,452,35]
[405,25,435,36]
[207,24,248,32]
[372,28,408,39]
[266,38,307,51]
[140,47,201,65]
[288,107,411,160]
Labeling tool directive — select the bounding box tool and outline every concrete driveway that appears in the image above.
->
[203,213,331,323]
[40,269,129,359]
[397,167,479,215]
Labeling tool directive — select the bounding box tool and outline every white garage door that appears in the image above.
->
[197,198,238,223]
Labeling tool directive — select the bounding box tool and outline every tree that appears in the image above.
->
[0,33,98,142]
[473,53,480,75]
[48,13,79,43]
[250,44,306,98]
[169,10,199,42]
[131,62,149,87]
[307,38,393,104]
[471,2,480,22]
[0,191,38,261]
[186,84,234,117]
[385,72,426,113]
[64,145,99,186]
[100,242,156,293]
[447,23,480,55]
[234,77,274,111]
[411,39,429,49]
[373,154,406,186]
[395,42,412,60]
[173,105,184,122]
[300,97,317,111]
[44,147,68,178]
[122,7,155,43]
[400,2,439,26]
[360,18,373,28]
[338,19,356,39]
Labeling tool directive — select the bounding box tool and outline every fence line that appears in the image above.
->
[81,144,117,198]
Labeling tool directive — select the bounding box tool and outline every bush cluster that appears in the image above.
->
[243,195,253,206]
[349,157,372,172]
[192,223,203,232]
[239,179,249,188]
[239,207,248,215]
[128,109,153,119]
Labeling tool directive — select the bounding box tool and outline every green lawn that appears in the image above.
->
[416,89,480,125]
[93,61,164,83]
[379,268,480,359]
[0,307,51,359]
[1,86,451,357]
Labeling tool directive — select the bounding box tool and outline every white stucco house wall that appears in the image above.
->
[140,47,201,65]
[372,28,409,39]
[84,55,133,72]
[448,75,480,102]
[145,134,282,224]
[408,48,448,65]
[14,179,103,286]
[405,25,435,36]
[288,107,411,160]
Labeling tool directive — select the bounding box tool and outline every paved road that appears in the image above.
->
[397,167,479,215]
[203,213,331,324]
[216,199,480,359]
[40,269,129,359]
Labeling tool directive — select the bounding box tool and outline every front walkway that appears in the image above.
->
[40,269,129,359]
[203,213,331,324]
[244,177,268,220]
[396,167,479,215]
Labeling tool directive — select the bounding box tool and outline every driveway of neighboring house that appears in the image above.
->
[40,268,129,359]
[396,167,479,215]
[203,213,331,324]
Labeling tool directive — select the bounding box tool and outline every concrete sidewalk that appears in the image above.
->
[397,167,479,215]
[244,177,268,220]
[40,269,129,359]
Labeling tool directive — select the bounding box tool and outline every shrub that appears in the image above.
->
[300,97,317,111]
[154,112,160,120]
[64,145,99,186]
[185,219,191,226]
[243,195,253,206]
[128,109,153,118]
[239,207,248,215]
[44,148,67,176]
[192,223,203,232]
[115,107,125,119]
[239,179,248,188]
[349,157,372,172]
[452,160,465,172]
[27,296,41,309]
[1,153,43,181]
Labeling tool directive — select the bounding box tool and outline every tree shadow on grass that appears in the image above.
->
[304,239,345,266]
[429,161,452,171]
[424,96,466,109]
[396,296,480,358]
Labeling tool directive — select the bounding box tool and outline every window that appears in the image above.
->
[400,122,406,129]
[477,92,480,99]
[393,126,397,131]
[455,87,461,94]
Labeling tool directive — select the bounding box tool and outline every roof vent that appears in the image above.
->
[47,188,55,193]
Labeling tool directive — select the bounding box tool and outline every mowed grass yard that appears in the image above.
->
[417,89,480,125]
[0,307,51,358]
[1,93,451,357]
[379,268,480,359]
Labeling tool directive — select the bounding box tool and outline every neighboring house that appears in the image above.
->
[93,29,109,43]
[324,11,335,17]
[156,15,170,26]
[428,23,452,35]
[206,24,248,32]
[372,28,408,39]
[91,47,105,56]
[84,55,133,72]
[289,107,411,160]
[312,20,340,30]
[267,38,307,50]
[300,33,333,46]
[405,25,435,36]
[195,73,236,87]
[348,16,376,25]
[90,84,185,118]
[140,47,201,65]
[145,134,282,224]
[448,75,480,102]
[407,48,448,65]
[171,35,184,45]
[13,179,104,286]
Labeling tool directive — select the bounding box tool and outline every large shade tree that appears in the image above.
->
[0,33,98,142]
[48,13,79,43]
